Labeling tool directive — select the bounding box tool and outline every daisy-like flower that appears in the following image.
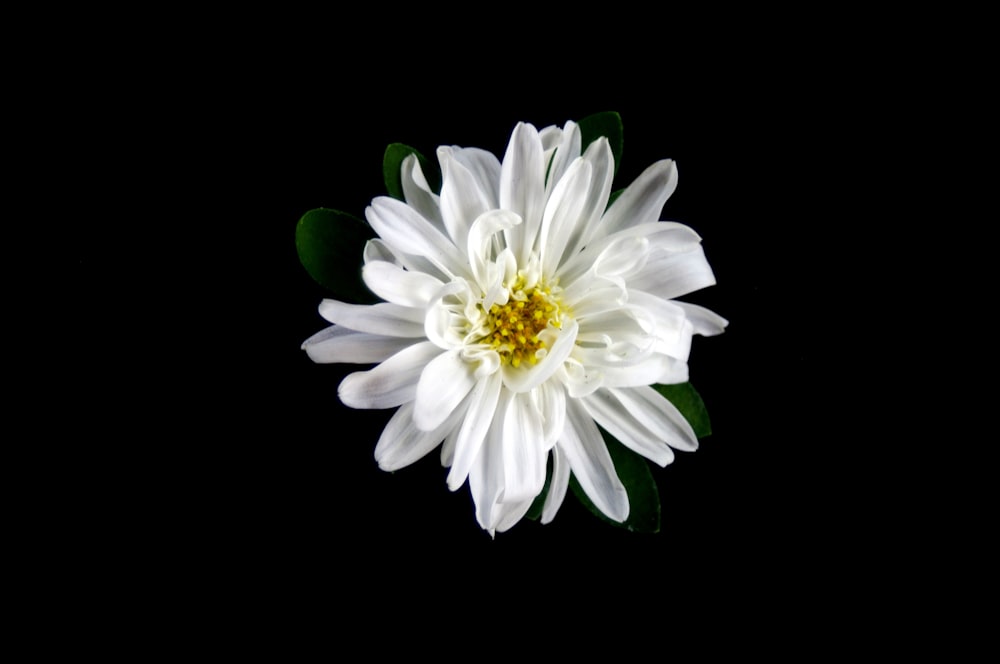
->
[302,118,726,534]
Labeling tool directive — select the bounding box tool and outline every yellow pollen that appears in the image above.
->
[476,279,565,368]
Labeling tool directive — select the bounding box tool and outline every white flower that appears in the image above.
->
[302,119,727,535]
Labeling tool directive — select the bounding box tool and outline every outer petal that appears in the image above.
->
[610,385,698,452]
[536,381,567,451]
[450,147,501,209]
[301,326,417,364]
[499,122,546,266]
[413,347,478,431]
[563,137,615,259]
[581,389,677,467]
[338,341,441,409]
[557,222,701,287]
[628,244,718,299]
[599,159,678,237]
[674,301,729,336]
[559,398,629,522]
[400,153,444,230]
[362,261,444,308]
[500,392,547,504]
[543,119,581,197]
[541,445,570,524]
[446,371,503,491]
[374,400,466,472]
[469,399,507,534]
[539,157,592,276]
[438,146,493,250]
[366,197,471,280]
[319,299,425,337]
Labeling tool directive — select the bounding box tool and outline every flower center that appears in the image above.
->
[480,279,563,368]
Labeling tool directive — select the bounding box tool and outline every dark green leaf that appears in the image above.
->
[295,207,379,303]
[578,111,624,176]
[653,382,712,438]
[383,143,440,200]
[570,430,660,533]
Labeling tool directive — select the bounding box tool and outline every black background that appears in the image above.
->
[71,58,876,642]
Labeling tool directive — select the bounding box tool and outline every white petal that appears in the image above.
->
[599,353,688,388]
[362,261,444,308]
[559,399,629,522]
[301,326,417,364]
[494,498,535,533]
[500,392,547,504]
[541,445,570,524]
[536,381,567,451]
[338,341,441,409]
[674,301,729,336]
[446,371,503,491]
[564,137,615,257]
[469,404,506,533]
[581,389,677,467]
[438,146,493,250]
[558,221,701,286]
[499,122,546,266]
[400,153,444,230]
[539,157,592,276]
[544,119,581,196]
[318,299,425,337]
[628,244,718,299]
[413,347,478,431]
[374,400,465,472]
[467,209,521,289]
[610,385,698,452]
[366,197,470,280]
[600,159,678,237]
[501,319,579,394]
[450,147,501,208]
[623,290,694,360]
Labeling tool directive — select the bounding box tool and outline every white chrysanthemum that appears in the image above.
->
[302,120,727,535]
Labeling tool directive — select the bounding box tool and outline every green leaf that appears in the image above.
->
[578,111,624,176]
[383,143,440,200]
[570,430,660,533]
[653,382,712,438]
[295,207,379,303]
